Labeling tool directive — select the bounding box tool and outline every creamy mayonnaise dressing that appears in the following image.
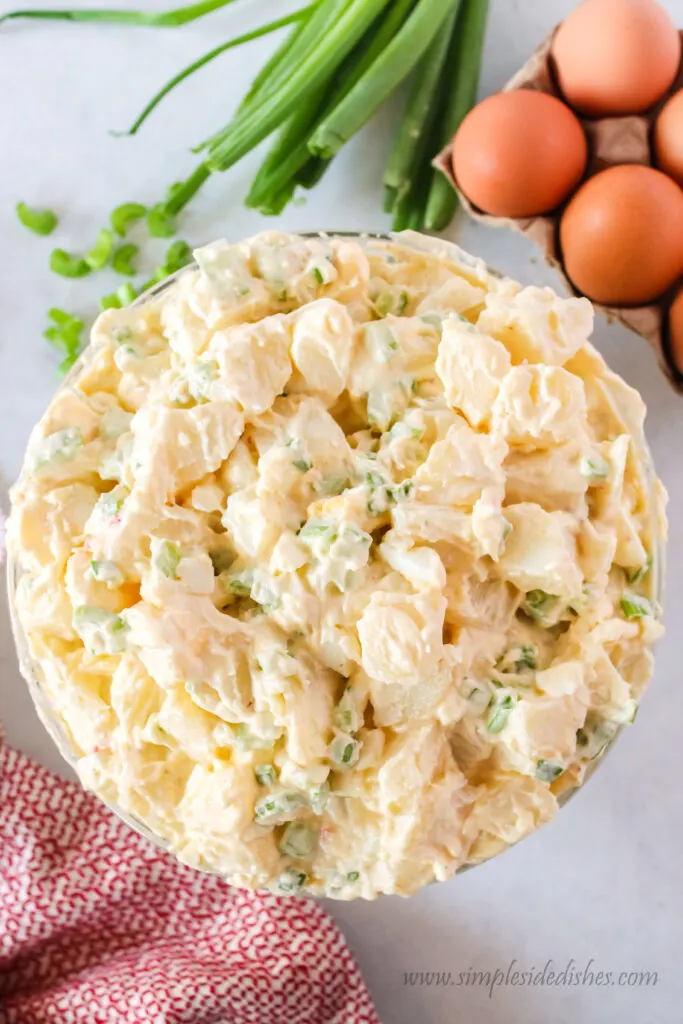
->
[8,231,666,898]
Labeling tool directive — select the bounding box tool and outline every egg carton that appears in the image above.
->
[434,28,683,394]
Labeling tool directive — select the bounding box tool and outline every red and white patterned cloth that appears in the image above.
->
[0,725,380,1024]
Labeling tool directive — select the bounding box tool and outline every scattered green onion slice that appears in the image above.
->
[163,239,192,274]
[50,249,92,278]
[16,201,58,236]
[85,228,114,270]
[117,283,138,306]
[146,203,176,238]
[347,871,360,883]
[100,293,122,311]
[111,243,139,276]
[110,202,147,236]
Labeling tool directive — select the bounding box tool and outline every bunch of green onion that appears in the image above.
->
[5,0,489,367]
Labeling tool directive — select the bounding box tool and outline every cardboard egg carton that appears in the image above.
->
[435,29,683,393]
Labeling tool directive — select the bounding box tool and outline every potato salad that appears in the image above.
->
[8,231,666,899]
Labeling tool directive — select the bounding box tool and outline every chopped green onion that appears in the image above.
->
[346,871,360,882]
[626,556,652,585]
[580,455,610,482]
[523,590,559,623]
[293,458,312,473]
[117,283,137,306]
[228,576,251,597]
[279,822,316,859]
[94,491,123,522]
[277,868,307,893]
[44,309,84,360]
[89,559,125,587]
[620,593,653,620]
[73,605,128,655]
[163,239,192,274]
[111,243,139,276]
[496,643,538,674]
[85,228,114,270]
[32,426,83,472]
[308,781,329,815]
[110,202,147,236]
[535,760,564,783]
[254,764,277,787]
[100,293,122,311]
[146,203,176,238]
[254,790,307,825]
[330,733,360,767]
[16,201,58,236]
[50,249,92,278]
[154,540,181,578]
[486,692,517,734]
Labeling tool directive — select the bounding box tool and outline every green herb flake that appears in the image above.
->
[110,202,147,237]
[112,243,139,277]
[50,249,92,279]
[17,201,58,236]
[85,228,114,271]
[312,266,324,285]
[293,458,312,473]
[147,203,176,239]
[346,871,360,883]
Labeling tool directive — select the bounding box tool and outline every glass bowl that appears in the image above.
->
[6,230,666,880]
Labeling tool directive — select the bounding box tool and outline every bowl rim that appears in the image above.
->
[6,228,666,883]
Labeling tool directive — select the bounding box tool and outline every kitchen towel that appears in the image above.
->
[0,723,380,1024]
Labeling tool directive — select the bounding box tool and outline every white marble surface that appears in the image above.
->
[1,1,682,1020]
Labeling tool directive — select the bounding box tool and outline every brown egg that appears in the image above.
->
[552,0,681,117]
[668,285,683,374]
[560,165,683,306]
[654,90,683,188]
[451,90,587,218]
